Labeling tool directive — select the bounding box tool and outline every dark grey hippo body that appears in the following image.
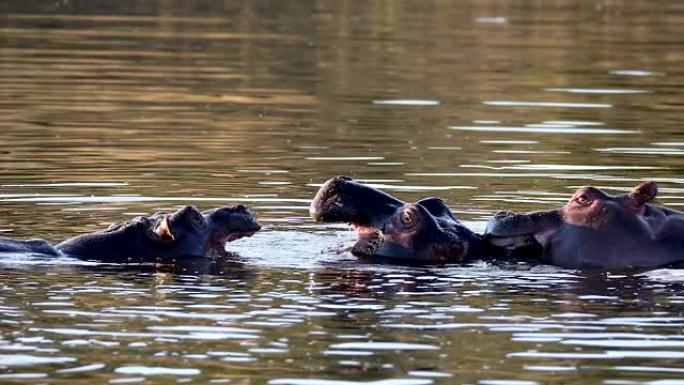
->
[485,181,684,269]
[0,237,60,256]
[310,176,482,263]
[57,204,260,263]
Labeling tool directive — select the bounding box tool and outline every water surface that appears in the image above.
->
[1,1,684,384]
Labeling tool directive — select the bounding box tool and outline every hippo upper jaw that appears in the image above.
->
[203,206,261,256]
[310,176,404,228]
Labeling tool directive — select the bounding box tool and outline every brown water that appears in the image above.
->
[1,1,684,384]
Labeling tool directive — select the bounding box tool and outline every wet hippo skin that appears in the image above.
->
[485,181,684,269]
[0,237,61,256]
[310,176,482,263]
[57,204,261,263]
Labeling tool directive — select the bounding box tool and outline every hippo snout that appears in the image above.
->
[235,209,261,231]
[309,176,352,222]
[485,209,562,238]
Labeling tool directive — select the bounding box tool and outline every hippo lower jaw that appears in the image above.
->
[350,224,384,256]
[484,209,563,255]
[204,227,261,256]
[224,230,259,242]
[350,223,469,263]
[485,234,548,261]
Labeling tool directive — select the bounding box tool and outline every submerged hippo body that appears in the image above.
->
[57,204,260,263]
[485,181,684,269]
[310,176,482,263]
[0,237,61,256]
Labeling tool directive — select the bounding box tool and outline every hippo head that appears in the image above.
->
[201,204,261,255]
[153,205,212,257]
[56,204,261,262]
[485,181,662,268]
[310,176,481,263]
[154,204,261,257]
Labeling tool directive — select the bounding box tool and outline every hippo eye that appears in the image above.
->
[192,212,203,223]
[576,194,592,205]
[401,210,415,226]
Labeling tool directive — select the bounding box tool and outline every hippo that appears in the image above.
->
[485,181,684,269]
[310,176,482,263]
[0,237,60,256]
[57,204,261,263]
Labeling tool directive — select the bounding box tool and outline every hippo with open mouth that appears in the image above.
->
[310,176,482,263]
[485,181,684,269]
[57,204,261,262]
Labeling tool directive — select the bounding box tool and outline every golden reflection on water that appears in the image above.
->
[0,1,684,384]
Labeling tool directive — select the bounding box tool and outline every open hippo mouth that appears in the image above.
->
[484,210,563,254]
[310,176,394,254]
[482,181,681,269]
[484,182,660,260]
[203,205,262,255]
[310,176,402,227]
[350,223,385,255]
[310,176,480,262]
[223,229,260,242]
[310,175,402,248]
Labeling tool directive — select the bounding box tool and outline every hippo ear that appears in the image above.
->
[154,215,176,241]
[629,181,658,206]
[416,197,456,220]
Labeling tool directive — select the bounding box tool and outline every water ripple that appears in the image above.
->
[373,100,440,106]
[483,101,612,108]
[269,379,433,385]
[114,366,200,376]
[450,126,637,134]
[0,354,76,366]
[329,342,439,350]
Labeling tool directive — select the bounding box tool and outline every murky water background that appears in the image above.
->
[1,1,684,384]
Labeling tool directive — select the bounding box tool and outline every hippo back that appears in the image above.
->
[0,237,60,256]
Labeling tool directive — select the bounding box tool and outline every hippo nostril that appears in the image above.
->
[235,204,247,212]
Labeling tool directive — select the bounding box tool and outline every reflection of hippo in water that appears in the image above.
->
[485,181,684,269]
[310,176,482,263]
[56,204,261,263]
